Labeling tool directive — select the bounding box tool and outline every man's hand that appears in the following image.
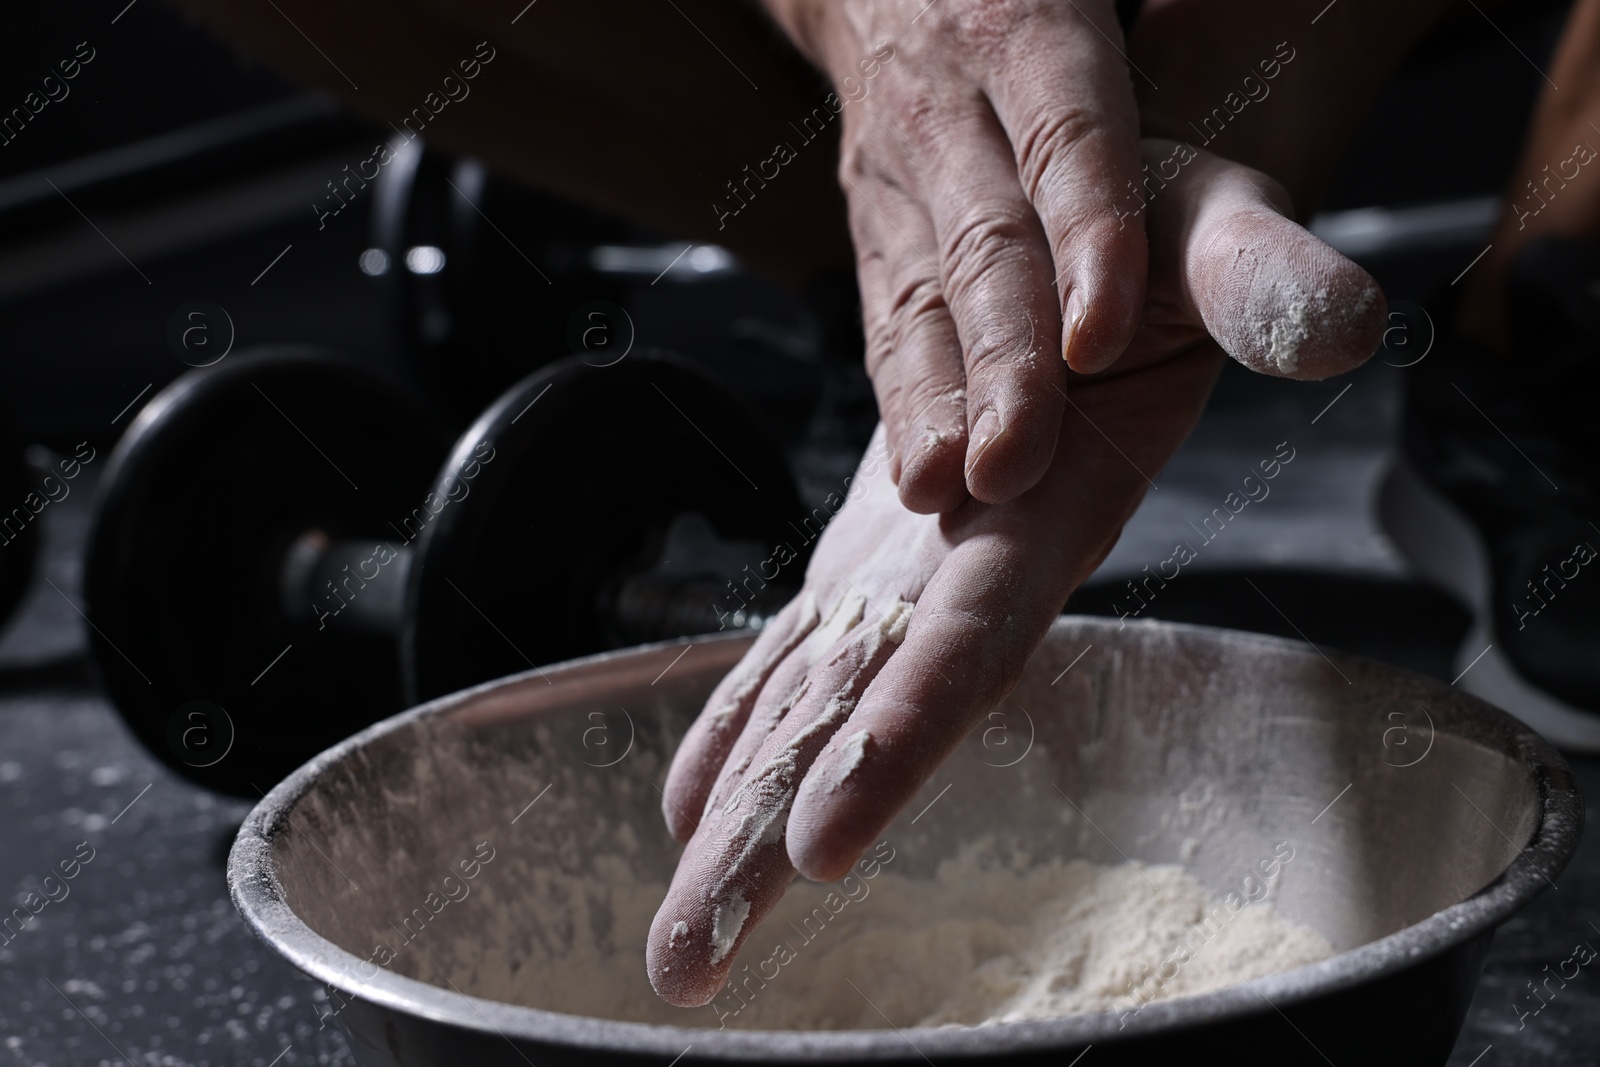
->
[761,0,1151,512]
[647,142,1385,1007]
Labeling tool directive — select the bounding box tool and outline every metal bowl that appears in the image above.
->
[228,617,1581,1065]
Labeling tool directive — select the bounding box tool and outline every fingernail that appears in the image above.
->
[965,407,1003,479]
[1063,291,1087,364]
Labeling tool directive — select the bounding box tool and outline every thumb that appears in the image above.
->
[1146,140,1386,380]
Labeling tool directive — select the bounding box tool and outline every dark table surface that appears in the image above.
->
[0,359,1595,1067]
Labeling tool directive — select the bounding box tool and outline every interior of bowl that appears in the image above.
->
[264,616,1548,1032]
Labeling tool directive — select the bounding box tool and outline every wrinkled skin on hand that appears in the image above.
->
[757,0,1445,519]
[647,141,1385,1007]
[761,0,1151,511]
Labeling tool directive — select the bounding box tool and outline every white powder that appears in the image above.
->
[719,749,800,874]
[803,727,873,798]
[1256,282,1327,374]
[1267,301,1311,372]
[464,837,1333,1031]
[705,595,819,730]
[877,598,914,644]
[708,896,750,964]
[1237,273,1380,377]
[808,588,867,653]
[836,731,871,786]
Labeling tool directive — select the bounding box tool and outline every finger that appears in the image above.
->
[844,165,970,514]
[647,603,909,1006]
[660,592,820,842]
[694,578,877,822]
[979,0,1148,375]
[916,103,1069,505]
[670,430,912,841]
[786,368,1223,883]
[1144,142,1386,379]
[784,527,1066,881]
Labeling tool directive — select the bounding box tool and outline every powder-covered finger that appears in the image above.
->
[785,354,1224,882]
[693,579,890,847]
[646,602,911,1007]
[783,538,1062,882]
[1144,141,1385,380]
[660,593,819,842]
[668,425,918,841]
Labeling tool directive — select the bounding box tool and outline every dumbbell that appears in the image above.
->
[85,347,805,796]
[366,140,852,435]
[368,139,678,426]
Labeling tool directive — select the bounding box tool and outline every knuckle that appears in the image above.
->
[890,273,947,322]
[838,81,937,184]
[963,319,1034,375]
[946,0,1052,58]
[837,140,868,186]
[902,375,964,432]
[942,210,1033,268]
[938,210,1035,304]
[865,275,946,380]
[899,85,953,157]
[1014,106,1102,203]
[866,345,906,412]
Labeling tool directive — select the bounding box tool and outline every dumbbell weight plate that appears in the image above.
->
[85,348,448,795]
[402,351,809,703]
[371,139,634,427]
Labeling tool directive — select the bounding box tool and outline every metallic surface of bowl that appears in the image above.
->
[229,617,1581,1065]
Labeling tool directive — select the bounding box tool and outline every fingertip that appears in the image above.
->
[788,836,860,884]
[1062,223,1147,375]
[1159,150,1387,381]
[1199,211,1388,380]
[787,730,886,882]
[897,428,970,513]
[646,909,723,1007]
[660,781,699,844]
[1062,302,1125,375]
[1292,258,1387,380]
[963,402,1058,505]
[787,802,867,883]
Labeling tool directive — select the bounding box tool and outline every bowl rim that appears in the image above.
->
[228,616,1583,1060]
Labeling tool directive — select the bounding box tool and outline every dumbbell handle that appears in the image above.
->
[279,531,797,644]
[280,534,412,637]
[612,572,795,643]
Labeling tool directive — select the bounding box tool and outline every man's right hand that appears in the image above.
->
[762,0,1151,512]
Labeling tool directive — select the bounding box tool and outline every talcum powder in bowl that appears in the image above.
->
[230,618,1580,1066]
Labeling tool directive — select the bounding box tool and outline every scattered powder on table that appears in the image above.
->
[461,839,1333,1031]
